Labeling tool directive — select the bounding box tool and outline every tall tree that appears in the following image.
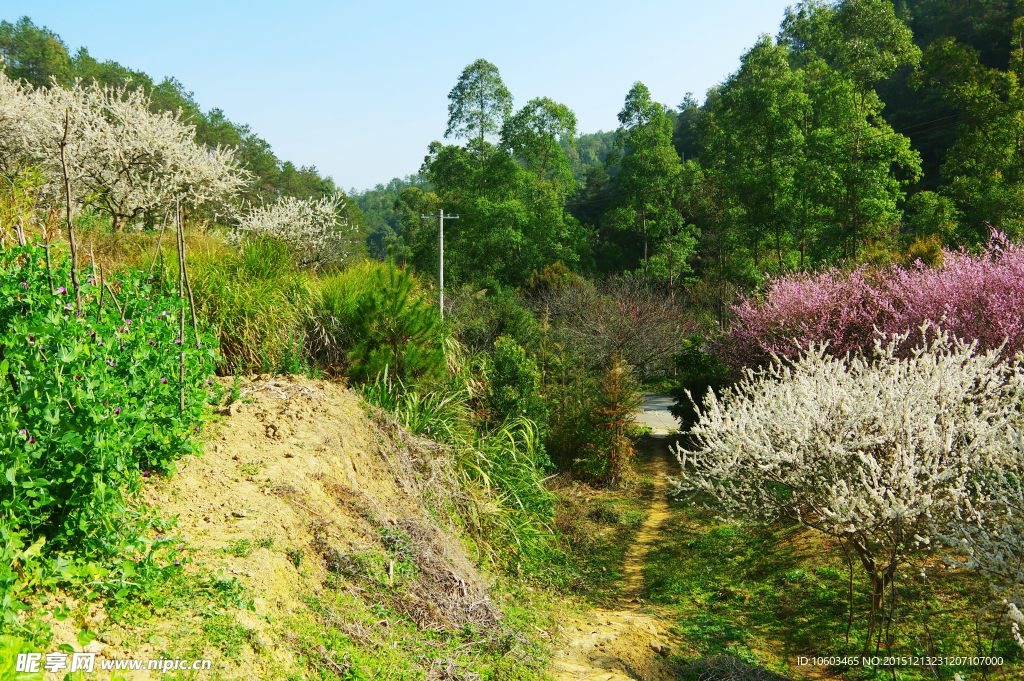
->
[607,82,686,277]
[780,0,921,261]
[916,18,1024,242]
[0,17,71,89]
[702,36,806,269]
[445,58,513,173]
[501,96,577,189]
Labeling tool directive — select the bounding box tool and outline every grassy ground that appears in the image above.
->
[540,473,652,603]
[641,502,1024,680]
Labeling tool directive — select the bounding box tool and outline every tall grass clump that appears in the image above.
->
[721,230,1024,372]
[186,237,314,373]
[360,374,555,568]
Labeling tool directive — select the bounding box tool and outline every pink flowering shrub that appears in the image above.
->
[719,231,1024,372]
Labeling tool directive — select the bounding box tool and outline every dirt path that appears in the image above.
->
[620,445,673,600]
[552,434,683,681]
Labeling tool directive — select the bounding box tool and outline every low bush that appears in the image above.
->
[486,336,548,446]
[446,284,542,355]
[669,333,731,427]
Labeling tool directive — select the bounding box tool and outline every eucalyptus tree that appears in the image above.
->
[780,0,921,261]
[916,17,1024,243]
[445,58,513,173]
[701,36,805,270]
[411,64,588,286]
[607,82,687,277]
[501,96,577,189]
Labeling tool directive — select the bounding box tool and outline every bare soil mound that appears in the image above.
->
[40,375,499,678]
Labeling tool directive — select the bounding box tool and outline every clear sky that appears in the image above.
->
[6,0,798,192]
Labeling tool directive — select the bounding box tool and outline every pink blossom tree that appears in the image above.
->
[719,231,1024,372]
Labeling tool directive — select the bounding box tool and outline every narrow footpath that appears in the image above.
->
[551,395,684,681]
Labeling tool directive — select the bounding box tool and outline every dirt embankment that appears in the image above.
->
[39,376,499,679]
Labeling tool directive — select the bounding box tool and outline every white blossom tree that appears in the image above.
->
[0,69,247,230]
[674,325,1024,644]
[939,428,1024,649]
[230,194,358,269]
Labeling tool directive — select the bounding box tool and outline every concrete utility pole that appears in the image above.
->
[420,209,459,320]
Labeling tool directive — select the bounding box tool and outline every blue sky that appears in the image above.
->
[6,0,798,191]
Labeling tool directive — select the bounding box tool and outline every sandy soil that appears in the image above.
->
[37,375,492,679]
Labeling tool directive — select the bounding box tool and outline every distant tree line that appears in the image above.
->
[350,0,1024,297]
[9,0,1024,289]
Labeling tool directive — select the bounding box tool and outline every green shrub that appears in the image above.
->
[579,356,642,486]
[0,243,216,555]
[447,284,542,355]
[669,333,730,427]
[313,260,445,385]
[487,337,548,460]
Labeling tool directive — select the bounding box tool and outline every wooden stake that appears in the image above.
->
[59,109,81,314]
[177,201,186,413]
[148,209,170,277]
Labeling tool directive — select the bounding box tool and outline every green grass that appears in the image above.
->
[535,480,651,601]
[641,503,1024,680]
[187,237,316,374]
[222,539,253,558]
[285,575,554,681]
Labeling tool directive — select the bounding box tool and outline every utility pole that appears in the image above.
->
[420,209,459,320]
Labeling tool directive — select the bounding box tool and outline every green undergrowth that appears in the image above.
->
[538,479,649,602]
[642,503,1024,681]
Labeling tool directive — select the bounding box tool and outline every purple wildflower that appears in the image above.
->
[160,376,168,384]
[18,429,26,435]
[113,407,121,415]
[56,286,67,294]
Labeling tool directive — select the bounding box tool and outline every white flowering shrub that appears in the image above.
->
[0,68,246,228]
[231,194,357,269]
[939,429,1024,649]
[674,325,1024,628]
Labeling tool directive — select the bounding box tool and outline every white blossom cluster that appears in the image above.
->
[231,194,355,268]
[0,68,246,228]
[938,427,1024,647]
[675,324,1024,628]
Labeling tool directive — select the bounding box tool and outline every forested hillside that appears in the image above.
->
[9,0,1022,289]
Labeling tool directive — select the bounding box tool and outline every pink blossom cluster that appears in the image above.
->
[719,231,1024,372]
